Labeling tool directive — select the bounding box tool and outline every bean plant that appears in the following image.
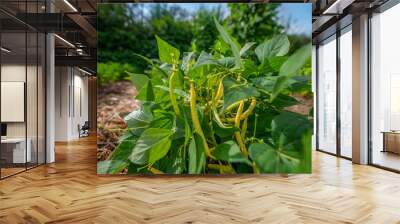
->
[98,19,313,174]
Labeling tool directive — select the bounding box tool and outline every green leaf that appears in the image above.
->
[127,163,150,174]
[240,42,256,56]
[270,44,311,101]
[279,43,311,77]
[299,130,312,173]
[97,160,128,174]
[124,105,153,136]
[249,142,299,173]
[213,124,240,138]
[158,140,186,174]
[188,132,206,174]
[155,35,180,64]
[248,143,278,173]
[271,111,312,145]
[193,51,219,68]
[132,53,168,78]
[289,76,311,93]
[272,94,299,109]
[129,128,173,165]
[243,59,259,78]
[247,108,278,138]
[217,57,236,68]
[255,35,290,64]
[212,141,251,165]
[222,77,260,111]
[252,76,278,93]
[149,113,173,129]
[128,73,149,91]
[109,137,137,161]
[181,51,195,72]
[164,157,185,174]
[268,56,288,72]
[154,85,189,99]
[133,53,154,65]
[135,81,155,101]
[271,76,289,101]
[214,18,242,68]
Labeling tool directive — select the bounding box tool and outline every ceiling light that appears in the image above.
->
[54,34,75,48]
[1,47,11,53]
[78,67,92,76]
[63,0,78,12]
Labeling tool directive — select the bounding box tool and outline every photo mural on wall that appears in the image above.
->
[97,3,313,174]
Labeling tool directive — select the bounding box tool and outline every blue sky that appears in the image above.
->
[277,4,312,35]
[166,3,311,35]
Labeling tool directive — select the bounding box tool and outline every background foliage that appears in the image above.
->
[98,3,309,80]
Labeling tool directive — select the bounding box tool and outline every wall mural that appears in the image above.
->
[97,3,313,174]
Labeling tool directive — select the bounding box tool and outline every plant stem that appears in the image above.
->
[148,166,164,174]
[252,162,259,174]
[278,152,300,163]
[207,164,234,174]
[234,101,248,157]
[190,81,214,159]
[169,64,181,116]
[253,113,258,138]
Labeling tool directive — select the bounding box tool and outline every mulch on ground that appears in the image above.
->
[97,81,139,161]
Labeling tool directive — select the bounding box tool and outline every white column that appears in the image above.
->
[46,32,55,163]
[352,14,369,164]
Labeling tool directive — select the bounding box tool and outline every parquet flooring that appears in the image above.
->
[1,136,400,223]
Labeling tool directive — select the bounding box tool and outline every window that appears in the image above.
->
[339,26,352,158]
[370,3,400,171]
[317,35,337,154]
[0,2,47,179]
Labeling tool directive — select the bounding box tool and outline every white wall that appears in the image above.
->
[1,63,46,164]
[54,67,89,141]
[1,65,26,139]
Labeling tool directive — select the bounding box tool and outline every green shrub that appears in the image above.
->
[98,19,312,175]
[97,62,139,86]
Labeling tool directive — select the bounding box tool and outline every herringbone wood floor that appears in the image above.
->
[1,136,400,224]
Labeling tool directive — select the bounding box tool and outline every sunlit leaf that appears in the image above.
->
[124,105,153,136]
[129,128,173,165]
[97,160,128,174]
[240,42,256,56]
[214,18,242,68]
[193,51,219,68]
[279,43,311,77]
[255,35,290,64]
[156,35,180,64]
